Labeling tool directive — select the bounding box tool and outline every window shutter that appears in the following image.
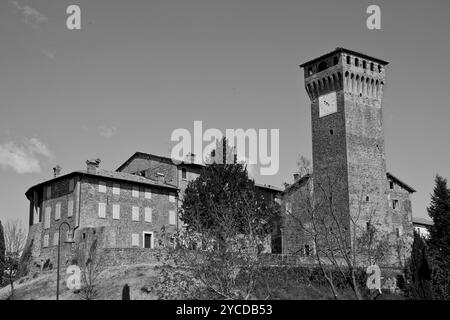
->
[169,193,175,203]
[144,188,151,199]
[44,207,51,229]
[99,181,106,193]
[43,234,49,247]
[132,206,139,221]
[113,204,120,220]
[113,183,120,195]
[132,233,139,246]
[98,203,106,218]
[169,210,176,225]
[132,187,139,198]
[68,199,74,217]
[55,203,61,220]
[145,207,152,222]
[53,232,59,246]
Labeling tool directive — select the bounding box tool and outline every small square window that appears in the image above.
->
[113,183,120,195]
[99,181,106,193]
[132,186,139,198]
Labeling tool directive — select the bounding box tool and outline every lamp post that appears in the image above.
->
[56,222,78,300]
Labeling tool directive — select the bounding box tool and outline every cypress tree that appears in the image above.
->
[427,175,450,265]
[0,220,5,285]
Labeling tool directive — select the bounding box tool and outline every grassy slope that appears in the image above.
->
[0,264,159,300]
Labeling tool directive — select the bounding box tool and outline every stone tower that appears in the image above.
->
[300,48,391,248]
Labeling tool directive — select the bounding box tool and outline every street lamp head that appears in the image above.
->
[64,232,75,244]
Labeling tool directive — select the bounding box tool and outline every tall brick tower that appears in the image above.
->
[300,48,391,249]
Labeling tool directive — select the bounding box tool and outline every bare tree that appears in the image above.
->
[0,219,26,299]
[75,239,103,300]
[284,169,392,300]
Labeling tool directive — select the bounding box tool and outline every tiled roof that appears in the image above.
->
[413,217,433,226]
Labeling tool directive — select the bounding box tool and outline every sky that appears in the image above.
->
[1,0,450,229]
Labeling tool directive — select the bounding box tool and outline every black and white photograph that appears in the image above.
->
[0,0,449,310]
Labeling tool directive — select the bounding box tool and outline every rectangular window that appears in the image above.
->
[145,207,152,222]
[396,227,403,237]
[132,233,139,247]
[98,202,106,218]
[69,179,75,192]
[169,210,176,225]
[144,188,151,199]
[99,181,106,193]
[285,202,292,214]
[169,193,175,203]
[46,185,52,199]
[392,200,399,210]
[113,204,120,220]
[132,206,140,221]
[68,199,74,217]
[113,183,120,195]
[132,186,139,198]
[181,168,187,180]
[53,232,59,246]
[55,202,61,220]
[389,181,394,190]
[304,245,311,256]
[43,234,49,248]
[144,233,153,249]
[44,206,51,229]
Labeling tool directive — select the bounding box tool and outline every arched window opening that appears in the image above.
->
[378,65,382,73]
[318,61,328,72]
[333,56,339,65]
[346,56,351,64]
[308,68,313,76]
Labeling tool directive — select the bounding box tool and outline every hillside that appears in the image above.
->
[0,263,159,300]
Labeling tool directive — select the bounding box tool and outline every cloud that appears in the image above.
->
[98,125,117,139]
[0,137,53,174]
[11,1,48,28]
[43,50,56,60]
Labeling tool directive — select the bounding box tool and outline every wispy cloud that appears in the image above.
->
[98,125,117,139]
[0,137,53,174]
[11,1,48,28]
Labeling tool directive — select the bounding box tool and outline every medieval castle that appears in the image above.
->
[23,48,415,268]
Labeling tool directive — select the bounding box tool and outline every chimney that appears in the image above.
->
[86,158,101,174]
[155,172,165,183]
[293,173,300,181]
[53,165,62,178]
[187,153,196,164]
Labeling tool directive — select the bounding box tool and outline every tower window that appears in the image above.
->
[304,245,311,256]
[329,129,334,135]
[333,57,339,65]
[307,68,313,76]
[318,61,328,72]
[366,196,369,202]
[389,181,394,189]
[363,60,367,69]
[378,65,382,73]
[346,56,351,64]
[181,167,187,180]
[370,63,375,71]
[392,199,399,210]
[366,222,371,231]
[354,58,359,67]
